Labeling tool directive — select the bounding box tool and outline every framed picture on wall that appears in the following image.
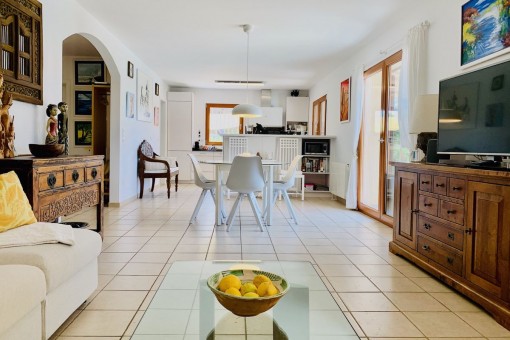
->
[137,70,153,122]
[127,61,134,78]
[75,91,92,115]
[154,106,160,126]
[126,91,135,118]
[340,77,350,123]
[155,83,160,96]
[75,61,105,85]
[75,121,92,146]
[461,0,510,66]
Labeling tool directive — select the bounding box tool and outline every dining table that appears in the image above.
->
[200,159,281,227]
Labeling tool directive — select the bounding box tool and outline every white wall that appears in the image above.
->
[309,0,510,165]
[10,0,167,204]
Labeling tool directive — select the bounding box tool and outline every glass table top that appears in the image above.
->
[132,261,359,340]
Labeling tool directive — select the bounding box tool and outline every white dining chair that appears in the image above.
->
[271,155,302,224]
[188,154,225,224]
[225,155,266,231]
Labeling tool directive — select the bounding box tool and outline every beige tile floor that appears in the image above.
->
[51,183,510,339]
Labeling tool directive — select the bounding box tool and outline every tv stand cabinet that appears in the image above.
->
[390,162,510,329]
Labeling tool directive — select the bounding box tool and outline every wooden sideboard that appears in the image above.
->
[0,155,104,235]
[390,162,510,329]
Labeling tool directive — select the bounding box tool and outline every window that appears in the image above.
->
[205,103,243,145]
[0,0,43,105]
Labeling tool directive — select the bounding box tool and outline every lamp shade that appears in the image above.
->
[232,103,263,118]
[409,94,439,133]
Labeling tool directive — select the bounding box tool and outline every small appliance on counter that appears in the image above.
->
[286,121,308,135]
[252,124,286,134]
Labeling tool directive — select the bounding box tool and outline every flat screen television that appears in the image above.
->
[437,60,510,156]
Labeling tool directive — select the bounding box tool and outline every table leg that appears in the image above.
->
[215,164,222,226]
[266,166,274,225]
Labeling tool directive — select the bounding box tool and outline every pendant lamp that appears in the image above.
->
[232,24,262,117]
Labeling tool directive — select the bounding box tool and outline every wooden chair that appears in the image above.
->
[137,140,179,198]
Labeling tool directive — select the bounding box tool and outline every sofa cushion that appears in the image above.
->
[0,171,37,233]
[0,229,101,291]
[0,264,46,335]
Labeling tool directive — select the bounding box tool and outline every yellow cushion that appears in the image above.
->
[0,171,37,232]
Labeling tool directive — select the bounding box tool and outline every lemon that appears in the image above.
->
[253,274,271,288]
[240,282,257,295]
[265,284,278,296]
[225,287,241,296]
[257,281,274,297]
[218,274,242,292]
[243,292,259,298]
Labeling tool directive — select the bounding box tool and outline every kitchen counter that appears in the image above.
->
[222,134,336,139]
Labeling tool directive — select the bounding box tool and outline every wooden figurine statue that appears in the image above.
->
[45,104,59,145]
[57,101,69,155]
[0,73,15,158]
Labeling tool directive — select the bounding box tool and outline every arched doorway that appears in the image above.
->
[62,34,111,205]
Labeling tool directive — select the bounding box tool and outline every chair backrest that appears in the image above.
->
[226,156,265,193]
[138,140,155,159]
[228,137,248,161]
[188,153,209,187]
[281,155,303,184]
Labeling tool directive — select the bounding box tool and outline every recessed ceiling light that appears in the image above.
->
[215,80,265,86]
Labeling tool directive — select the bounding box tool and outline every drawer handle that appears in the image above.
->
[465,228,473,235]
[436,183,445,187]
[424,203,432,207]
[452,186,462,191]
[47,173,57,188]
[91,168,98,179]
[422,245,430,251]
[411,209,419,214]
[447,257,454,265]
[421,180,430,184]
[448,232,455,240]
[447,210,456,215]
[72,170,80,183]
[424,223,431,230]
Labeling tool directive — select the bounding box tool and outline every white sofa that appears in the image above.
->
[0,228,102,339]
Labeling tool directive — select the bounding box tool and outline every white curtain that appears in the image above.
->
[345,66,364,209]
[398,21,429,150]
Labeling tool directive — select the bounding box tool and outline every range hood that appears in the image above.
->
[261,89,272,107]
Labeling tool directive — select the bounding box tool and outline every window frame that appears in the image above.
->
[205,103,244,146]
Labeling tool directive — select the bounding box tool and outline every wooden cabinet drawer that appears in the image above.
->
[418,216,464,250]
[419,195,438,216]
[439,200,464,225]
[86,166,102,181]
[433,176,447,195]
[417,235,463,276]
[419,174,432,192]
[64,168,85,185]
[38,171,64,191]
[448,178,466,199]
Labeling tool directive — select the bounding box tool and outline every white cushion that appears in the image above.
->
[144,156,177,171]
[0,265,46,335]
[145,167,179,174]
[0,229,101,291]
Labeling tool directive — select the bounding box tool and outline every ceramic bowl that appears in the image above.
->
[28,144,65,157]
[207,269,289,317]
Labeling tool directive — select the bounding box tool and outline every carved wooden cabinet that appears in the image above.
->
[0,155,104,235]
[390,162,510,329]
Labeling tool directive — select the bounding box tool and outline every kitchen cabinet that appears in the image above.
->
[390,162,510,329]
[191,151,223,181]
[286,97,309,122]
[167,92,193,181]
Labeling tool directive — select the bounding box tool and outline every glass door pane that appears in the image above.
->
[360,70,383,211]
[384,61,402,217]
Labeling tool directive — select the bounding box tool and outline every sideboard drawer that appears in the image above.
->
[418,216,464,250]
[417,235,463,276]
[64,168,85,186]
[38,171,64,191]
[419,195,438,216]
[439,200,464,225]
[86,166,102,181]
[448,178,466,200]
[419,174,432,192]
[433,176,447,196]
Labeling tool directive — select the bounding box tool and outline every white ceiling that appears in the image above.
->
[72,0,420,90]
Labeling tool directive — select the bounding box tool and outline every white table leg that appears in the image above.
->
[215,164,223,226]
[266,166,274,225]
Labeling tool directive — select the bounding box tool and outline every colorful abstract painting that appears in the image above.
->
[462,0,510,66]
[340,78,350,123]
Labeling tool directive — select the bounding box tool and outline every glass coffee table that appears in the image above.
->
[132,261,359,339]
